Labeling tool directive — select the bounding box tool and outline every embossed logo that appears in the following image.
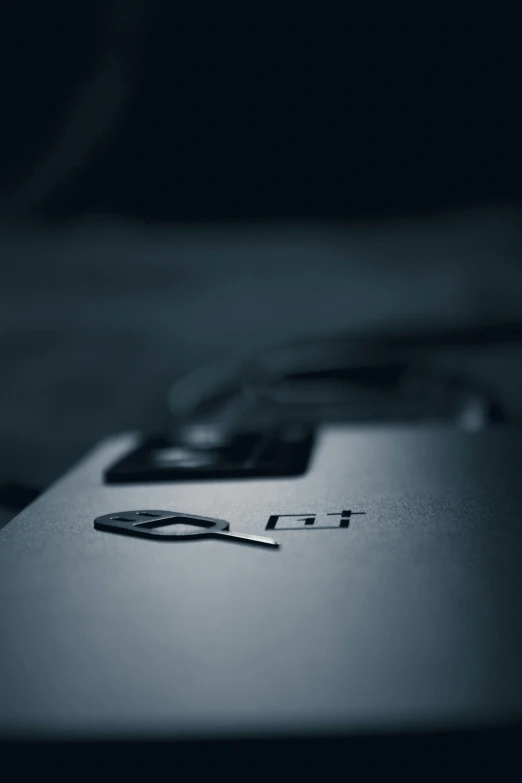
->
[266,509,365,530]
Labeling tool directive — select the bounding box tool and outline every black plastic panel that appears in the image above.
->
[104,425,314,483]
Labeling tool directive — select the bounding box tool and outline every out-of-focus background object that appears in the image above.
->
[1,2,521,525]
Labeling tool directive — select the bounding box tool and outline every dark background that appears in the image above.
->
[2,2,521,219]
[0,1,521,525]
